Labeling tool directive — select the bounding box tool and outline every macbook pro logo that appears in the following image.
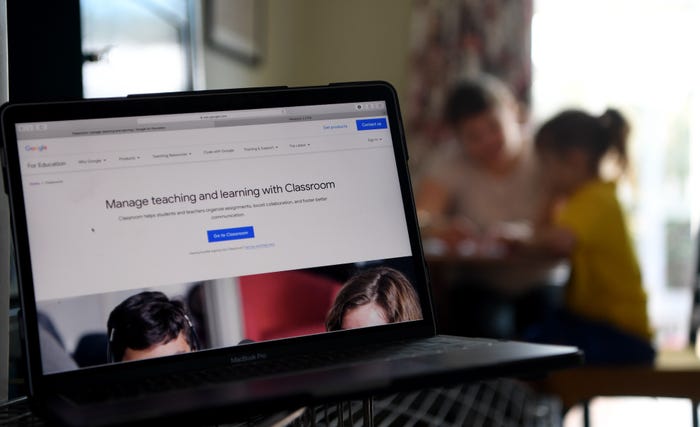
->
[229,352,268,364]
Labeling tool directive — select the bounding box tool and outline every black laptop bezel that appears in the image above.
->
[0,82,437,402]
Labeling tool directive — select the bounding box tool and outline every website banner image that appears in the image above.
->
[37,258,423,373]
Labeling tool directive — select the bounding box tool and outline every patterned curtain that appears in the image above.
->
[406,0,533,179]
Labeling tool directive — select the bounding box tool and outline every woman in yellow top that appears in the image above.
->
[525,108,655,365]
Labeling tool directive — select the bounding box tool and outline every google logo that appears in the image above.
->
[24,145,48,152]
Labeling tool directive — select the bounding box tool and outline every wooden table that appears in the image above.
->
[426,251,569,334]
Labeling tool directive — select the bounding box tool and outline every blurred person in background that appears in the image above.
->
[522,108,654,365]
[416,75,539,255]
[416,76,559,339]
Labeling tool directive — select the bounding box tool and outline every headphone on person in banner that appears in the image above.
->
[107,314,201,363]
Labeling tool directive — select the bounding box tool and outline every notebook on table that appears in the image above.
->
[0,82,581,426]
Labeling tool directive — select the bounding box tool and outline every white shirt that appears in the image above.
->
[424,139,540,232]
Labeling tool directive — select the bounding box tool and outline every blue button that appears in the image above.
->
[355,118,387,131]
[207,226,255,242]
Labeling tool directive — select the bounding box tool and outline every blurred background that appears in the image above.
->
[75,0,700,350]
[1,0,699,424]
[65,0,700,353]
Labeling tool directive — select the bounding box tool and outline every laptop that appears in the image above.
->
[1,82,580,426]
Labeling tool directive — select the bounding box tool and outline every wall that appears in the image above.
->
[203,0,413,104]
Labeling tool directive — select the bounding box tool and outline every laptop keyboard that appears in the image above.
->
[67,336,490,404]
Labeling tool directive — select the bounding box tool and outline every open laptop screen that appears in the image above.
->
[13,97,424,373]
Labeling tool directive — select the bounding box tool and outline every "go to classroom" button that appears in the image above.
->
[207,226,255,242]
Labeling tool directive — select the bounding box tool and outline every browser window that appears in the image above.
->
[16,101,422,372]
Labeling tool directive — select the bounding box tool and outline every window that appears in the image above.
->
[81,0,198,98]
[532,0,700,348]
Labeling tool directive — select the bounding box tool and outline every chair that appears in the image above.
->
[72,333,110,367]
[535,232,700,426]
[538,348,700,427]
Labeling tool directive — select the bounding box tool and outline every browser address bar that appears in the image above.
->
[136,108,287,125]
